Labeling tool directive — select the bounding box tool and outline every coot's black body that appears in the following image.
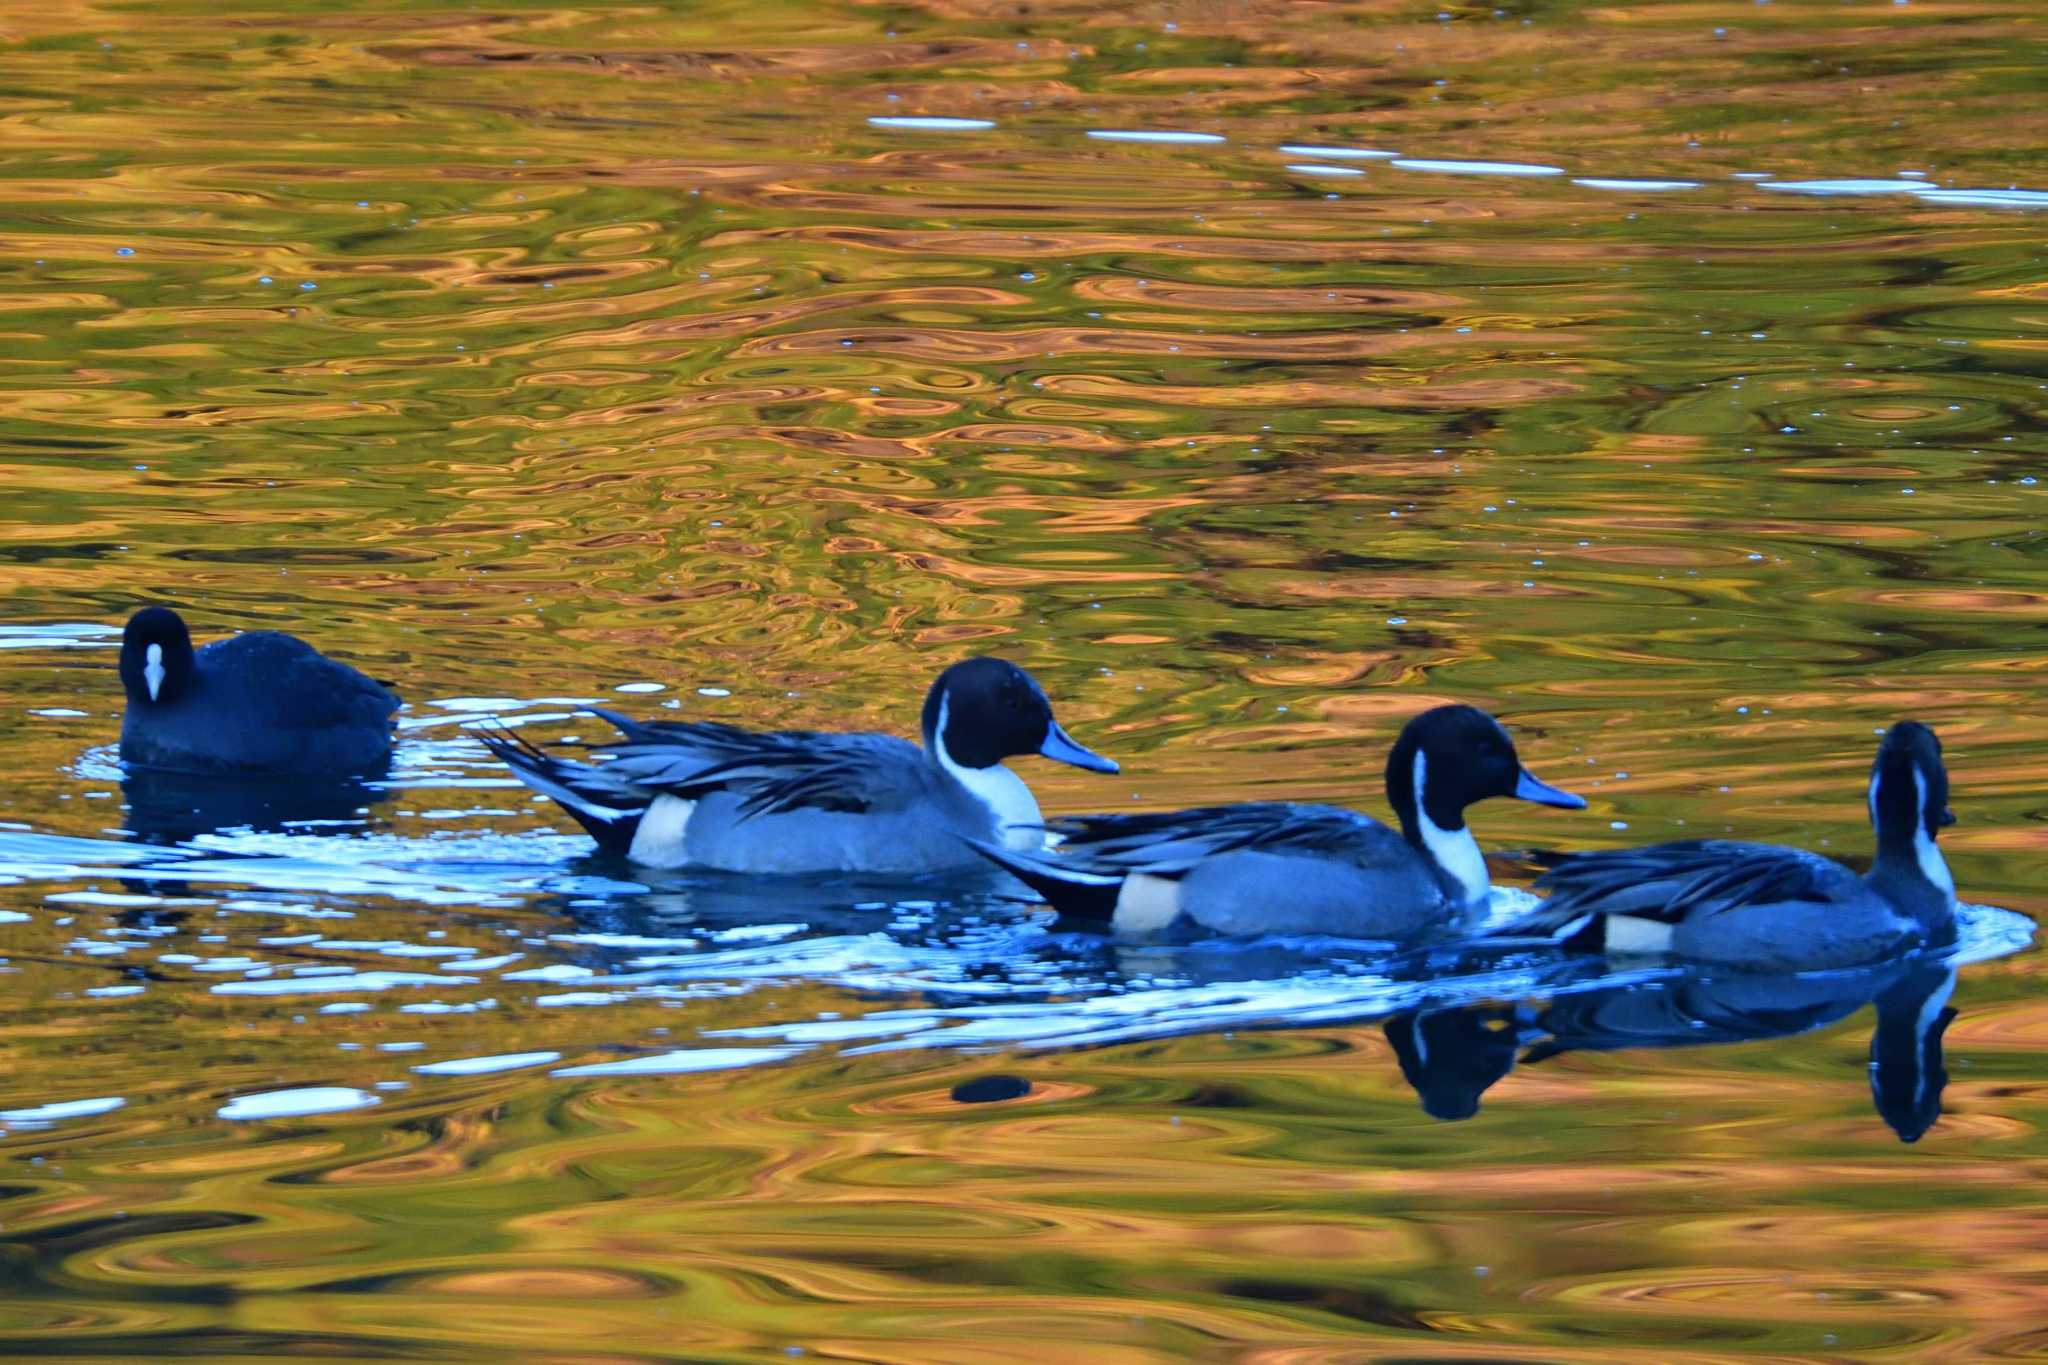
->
[118,606,399,777]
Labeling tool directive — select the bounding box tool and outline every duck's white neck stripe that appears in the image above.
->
[144,642,165,701]
[932,694,1044,851]
[1875,767,1955,901]
[1912,768,1954,900]
[1413,749,1487,905]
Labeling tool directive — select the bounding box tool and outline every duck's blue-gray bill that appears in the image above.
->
[1515,768,1587,809]
[1040,723,1119,774]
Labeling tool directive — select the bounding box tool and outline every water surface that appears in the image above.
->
[3,0,2048,1357]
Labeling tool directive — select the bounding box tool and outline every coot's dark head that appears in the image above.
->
[1384,703,1585,835]
[920,657,1117,773]
[1870,719,1951,847]
[120,607,195,707]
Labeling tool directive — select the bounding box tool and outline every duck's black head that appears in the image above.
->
[120,606,195,707]
[920,657,1118,774]
[1870,719,1952,850]
[1383,704,1585,839]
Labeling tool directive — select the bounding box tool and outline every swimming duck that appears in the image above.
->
[966,704,1586,939]
[1504,720,1957,970]
[481,656,1117,875]
[118,606,399,777]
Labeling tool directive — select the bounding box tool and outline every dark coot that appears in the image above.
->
[118,605,399,777]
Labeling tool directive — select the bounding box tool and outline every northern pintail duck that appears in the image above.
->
[118,606,399,777]
[1504,720,1957,970]
[482,656,1117,875]
[967,704,1586,938]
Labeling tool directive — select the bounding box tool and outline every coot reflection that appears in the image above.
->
[121,766,382,845]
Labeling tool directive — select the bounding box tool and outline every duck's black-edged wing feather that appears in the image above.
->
[593,725,928,819]
[1044,802,1396,875]
[584,707,832,759]
[476,725,650,817]
[492,707,929,821]
[1504,839,1853,937]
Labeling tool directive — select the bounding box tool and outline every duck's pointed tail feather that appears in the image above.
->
[957,836,1124,921]
[477,725,647,854]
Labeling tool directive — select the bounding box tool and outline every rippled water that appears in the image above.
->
[4,0,2048,1357]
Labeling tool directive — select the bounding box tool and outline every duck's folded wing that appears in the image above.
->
[1503,839,1852,937]
[597,729,929,818]
[1044,802,1395,875]
[584,707,830,767]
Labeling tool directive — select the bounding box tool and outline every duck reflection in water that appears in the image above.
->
[1868,962,1956,1142]
[1385,961,1959,1142]
[1384,1005,1529,1120]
